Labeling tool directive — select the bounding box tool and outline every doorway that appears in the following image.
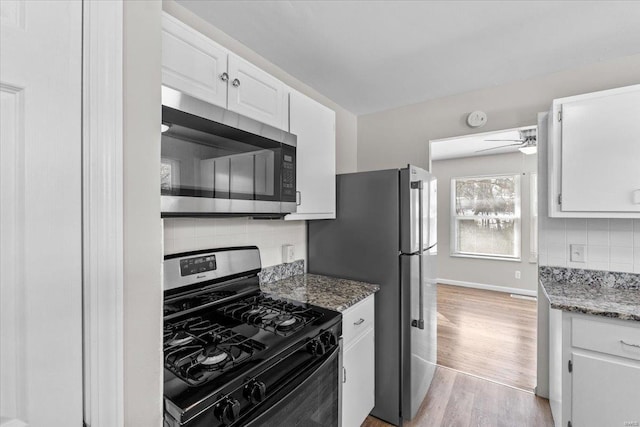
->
[429,126,539,391]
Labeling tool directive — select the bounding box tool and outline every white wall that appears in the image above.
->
[357,54,640,173]
[164,218,307,268]
[433,152,538,293]
[123,0,163,425]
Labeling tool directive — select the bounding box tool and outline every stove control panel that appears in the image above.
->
[179,255,216,277]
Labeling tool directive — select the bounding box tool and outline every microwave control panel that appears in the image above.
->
[281,145,296,200]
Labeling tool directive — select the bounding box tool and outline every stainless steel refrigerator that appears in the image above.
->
[308,165,437,426]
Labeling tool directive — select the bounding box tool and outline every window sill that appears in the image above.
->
[450,253,522,262]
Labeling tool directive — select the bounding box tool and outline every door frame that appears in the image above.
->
[82,1,125,425]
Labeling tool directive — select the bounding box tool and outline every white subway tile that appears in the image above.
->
[610,219,633,246]
[547,229,566,246]
[609,263,634,273]
[587,245,610,263]
[587,225,609,246]
[610,246,634,264]
[547,257,567,268]
[172,218,196,240]
[547,244,566,261]
[587,262,610,272]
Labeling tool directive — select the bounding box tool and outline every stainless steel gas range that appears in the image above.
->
[162,247,342,427]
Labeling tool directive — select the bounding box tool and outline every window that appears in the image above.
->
[161,158,180,191]
[451,174,521,260]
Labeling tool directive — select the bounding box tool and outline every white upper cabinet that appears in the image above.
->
[227,54,288,131]
[286,89,336,220]
[548,84,640,217]
[161,13,289,131]
[162,13,229,108]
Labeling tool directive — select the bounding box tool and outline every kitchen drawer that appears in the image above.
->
[342,295,374,347]
[572,316,640,361]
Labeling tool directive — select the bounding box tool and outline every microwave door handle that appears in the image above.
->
[410,180,425,330]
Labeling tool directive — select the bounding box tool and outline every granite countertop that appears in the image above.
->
[260,273,380,312]
[539,267,640,322]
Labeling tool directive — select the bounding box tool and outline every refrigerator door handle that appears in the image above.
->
[410,180,425,330]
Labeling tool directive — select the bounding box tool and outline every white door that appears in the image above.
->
[286,90,336,220]
[0,1,83,425]
[572,352,640,427]
[162,12,229,108]
[227,54,287,130]
[560,86,640,213]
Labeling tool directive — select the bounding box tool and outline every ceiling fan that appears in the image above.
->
[476,129,537,154]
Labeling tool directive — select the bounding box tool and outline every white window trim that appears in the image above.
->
[450,173,522,261]
[530,173,538,263]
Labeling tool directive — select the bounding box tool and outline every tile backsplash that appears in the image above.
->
[163,218,307,268]
[538,218,640,273]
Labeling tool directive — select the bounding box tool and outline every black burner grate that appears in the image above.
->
[218,295,322,336]
[163,317,265,386]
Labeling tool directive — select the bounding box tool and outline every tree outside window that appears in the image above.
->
[451,174,521,260]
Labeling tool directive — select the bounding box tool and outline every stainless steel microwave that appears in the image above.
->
[161,86,297,217]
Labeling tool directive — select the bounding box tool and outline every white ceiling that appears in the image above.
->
[430,126,536,161]
[176,1,640,115]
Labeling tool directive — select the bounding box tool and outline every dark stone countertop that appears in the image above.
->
[539,266,640,322]
[260,273,380,312]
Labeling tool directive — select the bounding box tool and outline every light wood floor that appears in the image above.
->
[362,284,546,427]
[361,366,553,427]
[437,284,537,391]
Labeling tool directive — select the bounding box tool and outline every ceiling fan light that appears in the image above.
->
[519,146,537,155]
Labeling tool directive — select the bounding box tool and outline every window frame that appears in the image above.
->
[450,173,522,261]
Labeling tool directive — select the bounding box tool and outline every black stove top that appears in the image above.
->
[162,247,342,426]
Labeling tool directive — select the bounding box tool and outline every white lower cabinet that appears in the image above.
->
[341,295,375,427]
[549,311,640,427]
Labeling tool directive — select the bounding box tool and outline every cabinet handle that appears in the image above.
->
[343,366,346,383]
[354,318,365,326]
[220,72,229,82]
[232,78,241,87]
[621,340,640,349]
[296,191,301,206]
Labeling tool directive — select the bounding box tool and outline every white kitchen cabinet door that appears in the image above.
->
[549,85,640,217]
[227,54,288,131]
[162,12,229,108]
[1,1,83,425]
[572,352,640,427]
[286,90,336,220]
[343,329,375,427]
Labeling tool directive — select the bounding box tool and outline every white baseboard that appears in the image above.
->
[437,278,537,297]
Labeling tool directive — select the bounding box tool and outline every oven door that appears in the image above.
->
[245,346,340,427]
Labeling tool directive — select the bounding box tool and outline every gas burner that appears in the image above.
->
[197,346,229,366]
[166,330,194,347]
[163,317,265,386]
[218,295,322,336]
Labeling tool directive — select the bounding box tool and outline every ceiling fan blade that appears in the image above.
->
[475,142,525,153]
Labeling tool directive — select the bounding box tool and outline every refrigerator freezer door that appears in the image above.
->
[400,251,437,421]
[400,165,437,254]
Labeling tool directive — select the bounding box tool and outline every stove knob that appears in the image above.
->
[321,331,338,347]
[244,380,267,404]
[214,397,241,424]
[307,339,325,356]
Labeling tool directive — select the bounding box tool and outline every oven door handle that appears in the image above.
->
[243,346,340,426]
